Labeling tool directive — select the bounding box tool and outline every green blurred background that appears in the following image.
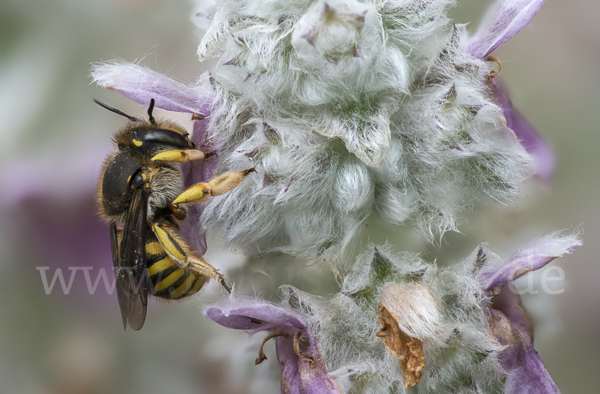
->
[0,0,597,392]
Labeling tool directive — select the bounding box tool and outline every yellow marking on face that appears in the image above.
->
[132,139,143,147]
[127,175,131,183]
[155,269,186,291]
[189,274,205,295]
[147,257,173,276]
[153,224,186,261]
[170,273,195,299]
[145,241,164,256]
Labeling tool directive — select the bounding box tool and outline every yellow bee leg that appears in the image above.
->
[151,149,216,164]
[188,255,231,293]
[169,204,187,221]
[151,221,230,292]
[172,183,211,206]
[152,222,188,264]
[208,168,256,196]
[172,168,255,206]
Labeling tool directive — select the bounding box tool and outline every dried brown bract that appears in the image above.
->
[377,304,426,388]
[376,282,444,388]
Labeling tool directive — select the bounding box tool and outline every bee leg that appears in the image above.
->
[169,204,187,221]
[172,168,256,207]
[151,149,216,164]
[151,221,231,293]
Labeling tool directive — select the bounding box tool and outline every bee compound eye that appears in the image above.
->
[130,170,147,189]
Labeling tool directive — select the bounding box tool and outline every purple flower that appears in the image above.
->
[206,297,342,394]
[481,233,580,292]
[468,0,547,59]
[480,232,581,393]
[463,0,553,184]
[491,80,555,184]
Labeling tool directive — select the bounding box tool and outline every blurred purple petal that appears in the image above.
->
[468,0,546,58]
[481,232,579,392]
[504,347,560,394]
[1,157,114,300]
[206,297,342,393]
[178,195,208,255]
[492,80,555,184]
[489,286,559,393]
[492,285,533,347]
[179,119,219,254]
[507,107,555,184]
[481,232,582,291]
[91,61,212,115]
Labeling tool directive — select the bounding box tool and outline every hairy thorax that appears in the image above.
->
[97,147,184,226]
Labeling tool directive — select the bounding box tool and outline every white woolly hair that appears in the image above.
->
[276,245,508,393]
[420,244,504,393]
[379,282,445,341]
[204,234,579,393]
[195,0,532,259]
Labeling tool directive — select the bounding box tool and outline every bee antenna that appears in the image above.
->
[147,98,156,124]
[93,99,141,122]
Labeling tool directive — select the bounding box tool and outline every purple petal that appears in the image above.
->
[489,285,534,362]
[277,336,342,394]
[205,297,307,333]
[179,119,219,254]
[488,287,559,393]
[178,198,208,255]
[91,61,212,115]
[187,118,219,185]
[504,348,560,393]
[277,336,303,394]
[492,80,555,184]
[206,297,342,393]
[481,232,582,292]
[508,107,555,184]
[468,0,546,58]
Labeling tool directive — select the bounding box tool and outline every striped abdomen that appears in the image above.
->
[145,238,205,300]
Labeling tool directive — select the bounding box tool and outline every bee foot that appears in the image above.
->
[219,277,232,293]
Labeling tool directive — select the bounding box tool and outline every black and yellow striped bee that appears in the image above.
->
[96,98,254,331]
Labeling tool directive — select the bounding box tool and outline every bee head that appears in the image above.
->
[95,98,195,151]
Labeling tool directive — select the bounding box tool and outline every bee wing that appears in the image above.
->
[110,186,150,331]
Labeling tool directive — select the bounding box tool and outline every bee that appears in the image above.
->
[96,98,254,331]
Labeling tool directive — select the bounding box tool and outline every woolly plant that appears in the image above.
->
[92,0,578,392]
